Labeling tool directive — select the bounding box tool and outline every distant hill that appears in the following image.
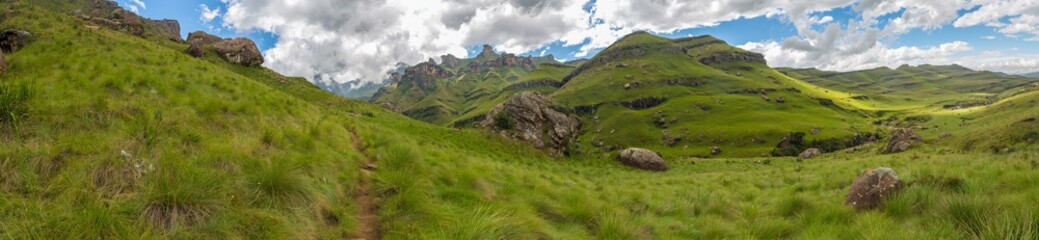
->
[779,65,1039,110]
[313,79,385,101]
[1023,72,1039,78]
[370,45,563,125]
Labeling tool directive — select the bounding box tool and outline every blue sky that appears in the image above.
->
[119,0,1039,84]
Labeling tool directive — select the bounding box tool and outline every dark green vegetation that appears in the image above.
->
[2,0,1039,239]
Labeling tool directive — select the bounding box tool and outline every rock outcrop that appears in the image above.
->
[403,61,453,90]
[213,38,264,67]
[476,44,496,59]
[440,54,461,69]
[185,31,265,66]
[881,128,921,153]
[1,29,31,53]
[772,132,806,156]
[188,31,223,45]
[845,167,904,210]
[150,19,182,42]
[617,148,668,171]
[699,51,766,65]
[480,92,582,157]
[799,148,822,159]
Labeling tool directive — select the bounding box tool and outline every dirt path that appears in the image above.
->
[350,131,380,240]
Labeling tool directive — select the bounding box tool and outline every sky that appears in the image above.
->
[119,0,1039,85]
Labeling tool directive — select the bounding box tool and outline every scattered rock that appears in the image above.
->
[939,132,953,139]
[617,148,668,171]
[711,146,722,155]
[798,148,822,159]
[818,98,835,106]
[811,127,820,135]
[845,167,904,210]
[772,132,806,156]
[881,128,922,153]
[213,38,265,67]
[1,29,32,53]
[480,92,582,157]
[775,96,786,103]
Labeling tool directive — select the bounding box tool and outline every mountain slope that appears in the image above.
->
[779,65,1039,110]
[553,32,875,157]
[371,46,562,125]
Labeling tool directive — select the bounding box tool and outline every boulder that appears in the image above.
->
[1,29,32,53]
[480,92,582,157]
[187,42,205,58]
[213,38,265,67]
[711,146,722,155]
[771,132,806,156]
[798,148,822,159]
[881,128,921,153]
[187,31,223,45]
[617,148,668,171]
[776,96,786,103]
[845,167,904,210]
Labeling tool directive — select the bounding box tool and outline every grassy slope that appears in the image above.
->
[779,65,1039,111]
[2,2,1039,240]
[553,33,873,158]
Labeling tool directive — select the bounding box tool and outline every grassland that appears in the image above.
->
[2,1,1039,239]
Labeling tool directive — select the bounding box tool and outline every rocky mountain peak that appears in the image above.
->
[477,44,496,58]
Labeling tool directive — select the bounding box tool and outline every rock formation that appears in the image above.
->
[185,31,265,66]
[213,38,265,67]
[881,128,922,153]
[845,167,904,210]
[1,29,31,53]
[480,92,582,157]
[150,19,182,42]
[618,148,669,171]
[698,51,766,65]
[440,54,461,69]
[188,31,223,46]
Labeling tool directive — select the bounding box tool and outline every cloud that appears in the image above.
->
[124,0,146,13]
[199,4,221,23]
[741,40,972,71]
[216,0,1039,84]
[967,54,1039,74]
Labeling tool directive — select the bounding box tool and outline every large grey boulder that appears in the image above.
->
[881,128,922,153]
[1,29,31,53]
[480,92,581,157]
[845,167,904,210]
[213,38,264,67]
[618,148,668,171]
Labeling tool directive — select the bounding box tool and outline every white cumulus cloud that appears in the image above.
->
[199,4,221,23]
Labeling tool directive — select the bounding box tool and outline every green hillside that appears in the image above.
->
[2,1,1039,239]
[779,65,1039,111]
[553,32,875,158]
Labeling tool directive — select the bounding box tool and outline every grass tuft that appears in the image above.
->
[141,159,225,230]
[243,158,312,208]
